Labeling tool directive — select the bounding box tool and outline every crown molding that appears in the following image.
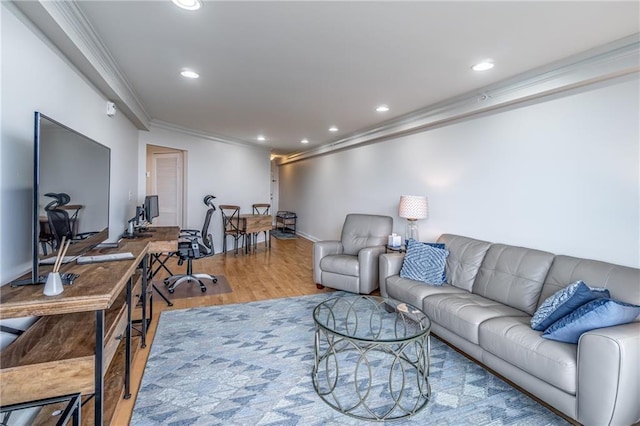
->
[12,0,151,130]
[280,34,639,165]
[150,120,270,152]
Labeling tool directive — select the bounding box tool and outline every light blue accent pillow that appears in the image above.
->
[399,239,449,285]
[531,281,610,331]
[542,298,640,344]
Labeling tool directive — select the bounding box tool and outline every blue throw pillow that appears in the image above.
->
[531,281,610,331]
[542,298,640,344]
[399,239,449,285]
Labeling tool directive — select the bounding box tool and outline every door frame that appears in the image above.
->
[146,144,187,228]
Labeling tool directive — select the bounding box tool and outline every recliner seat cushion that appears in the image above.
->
[473,244,554,315]
[422,292,529,344]
[479,316,577,394]
[320,255,359,277]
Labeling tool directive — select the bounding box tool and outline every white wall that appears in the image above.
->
[279,75,640,268]
[138,126,271,252]
[1,4,140,348]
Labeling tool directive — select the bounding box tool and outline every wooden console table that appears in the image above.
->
[0,227,179,425]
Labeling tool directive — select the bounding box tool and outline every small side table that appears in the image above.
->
[385,244,406,253]
[276,211,297,234]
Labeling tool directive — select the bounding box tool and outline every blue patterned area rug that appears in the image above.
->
[131,293,568,425]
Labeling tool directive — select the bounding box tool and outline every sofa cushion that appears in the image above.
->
[473,244,554,315]
[385,275,467,310]
[422,292,528,344]
[320,255,359,277]
[543,298,640,344]
[531,281,610,331]
[437,234,492,292]
[539,255,640,307]
[479,316,577,394]
[399,240,448,285]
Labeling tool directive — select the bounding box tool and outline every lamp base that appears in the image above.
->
[405,219,419,242]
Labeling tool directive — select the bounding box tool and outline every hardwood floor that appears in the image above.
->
[113,234,334,424]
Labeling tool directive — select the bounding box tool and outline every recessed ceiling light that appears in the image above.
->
[301,139,309,144]
[172,0,202,11]
[257,135,266,141]
[328,126,338,132]
[376,105,389,112]
[180,70,199,79]
[472,61,494,71]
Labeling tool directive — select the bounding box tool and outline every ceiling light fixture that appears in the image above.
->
[180,70,199,79]
[472,61,494,71]
[376,105,389,112]
[172,0,202,11]
[328,126,338,132]
[257,135,266,141]
[301,139,309,144]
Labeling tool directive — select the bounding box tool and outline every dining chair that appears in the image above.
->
[252,203,271,249]
[220,205,246,255]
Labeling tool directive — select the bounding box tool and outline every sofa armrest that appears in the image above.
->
[357,246,386,294]
[313,241,343,284]
[379,253,405,297]
[577,321,640,426]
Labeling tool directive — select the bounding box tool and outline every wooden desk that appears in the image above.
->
[240,214,272,252]
[0,227,179,425]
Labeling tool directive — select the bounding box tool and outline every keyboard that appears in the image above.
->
[76,252,135,264]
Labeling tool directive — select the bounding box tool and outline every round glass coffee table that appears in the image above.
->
[312,295,431,421]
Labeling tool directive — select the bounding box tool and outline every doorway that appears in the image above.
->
[146,145,186,227]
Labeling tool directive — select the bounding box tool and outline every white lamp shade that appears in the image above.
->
[398,195,428,220]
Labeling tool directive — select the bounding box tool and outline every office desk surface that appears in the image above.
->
[0,227,179,319]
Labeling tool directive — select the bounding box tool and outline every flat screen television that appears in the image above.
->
[25,112,111,284]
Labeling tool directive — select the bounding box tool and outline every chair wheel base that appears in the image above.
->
[201,287,207,292]
[316,284,324,289]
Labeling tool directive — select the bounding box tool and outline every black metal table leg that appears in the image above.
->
[124,276,132,399]
[94,310,104,425]
[141,254,148,347]
[149,253,173,307]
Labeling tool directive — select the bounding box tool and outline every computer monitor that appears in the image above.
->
[144,195,159,224]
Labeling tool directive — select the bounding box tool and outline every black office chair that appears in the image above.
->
[163,195,218,293]
[45,193,95,250]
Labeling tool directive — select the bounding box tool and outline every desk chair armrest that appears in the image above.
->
[179,229,200,236]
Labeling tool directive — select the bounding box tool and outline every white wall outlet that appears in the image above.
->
[106,101,116,117]
[128,191,132,201]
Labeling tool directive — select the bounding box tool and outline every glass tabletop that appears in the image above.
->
[313,295,430,343]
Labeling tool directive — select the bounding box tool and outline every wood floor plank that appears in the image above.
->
[112,235,334,424]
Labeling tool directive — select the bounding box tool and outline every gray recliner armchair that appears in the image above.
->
[313,214,393,294]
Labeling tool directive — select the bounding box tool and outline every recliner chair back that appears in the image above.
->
[341,214,392,255]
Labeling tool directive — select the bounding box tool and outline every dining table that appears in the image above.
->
[240,213,273,253]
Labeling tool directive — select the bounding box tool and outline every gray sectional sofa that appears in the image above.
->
[379,234,640,426]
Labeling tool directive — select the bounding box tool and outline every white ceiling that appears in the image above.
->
[17,1,640,154]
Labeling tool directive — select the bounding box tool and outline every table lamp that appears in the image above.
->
[398,195,428,242]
